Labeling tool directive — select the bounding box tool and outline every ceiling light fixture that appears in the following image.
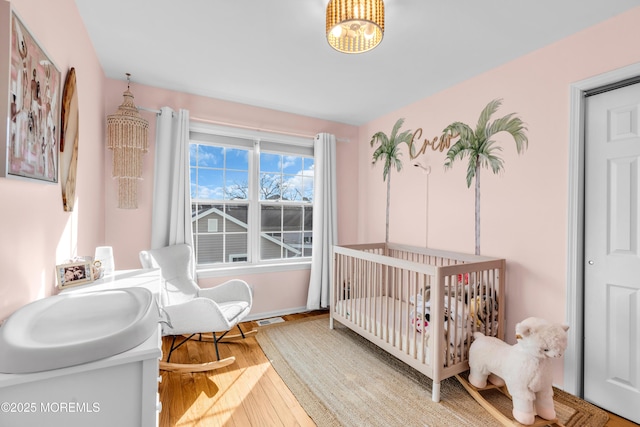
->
[326,0,384,54]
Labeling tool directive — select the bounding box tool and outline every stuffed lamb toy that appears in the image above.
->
[468,317,569,425]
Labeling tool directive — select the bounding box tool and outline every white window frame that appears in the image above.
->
[190,122,314,278]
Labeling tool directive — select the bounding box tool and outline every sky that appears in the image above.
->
[190,144,314,202]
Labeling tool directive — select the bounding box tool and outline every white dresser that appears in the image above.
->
[0,269,163,427]
[61,268,162,297]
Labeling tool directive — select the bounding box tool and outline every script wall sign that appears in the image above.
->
[408,128,457,160]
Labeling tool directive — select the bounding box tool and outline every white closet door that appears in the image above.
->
[584,82,640,424]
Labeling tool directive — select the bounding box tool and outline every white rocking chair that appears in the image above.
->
[139,244,255,373]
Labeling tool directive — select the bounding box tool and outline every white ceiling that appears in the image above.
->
[75,0,639,126]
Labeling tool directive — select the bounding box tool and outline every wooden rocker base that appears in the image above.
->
[187,328,258,343]
[160,356,236,373]
[455,374,565,427]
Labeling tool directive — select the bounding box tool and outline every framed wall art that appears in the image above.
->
[0,2,61,183]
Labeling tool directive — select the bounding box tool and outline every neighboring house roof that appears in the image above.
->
[193,207,302,255]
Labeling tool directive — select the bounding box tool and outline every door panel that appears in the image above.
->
[584,82,640,424]
[608,157,637,254]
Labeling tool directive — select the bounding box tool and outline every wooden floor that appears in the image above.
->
[158,311,320,426]
[158,311,638,427]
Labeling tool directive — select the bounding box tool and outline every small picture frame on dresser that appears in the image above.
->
[56,261,93,289]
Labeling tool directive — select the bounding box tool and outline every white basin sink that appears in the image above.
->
[0,288,158,374]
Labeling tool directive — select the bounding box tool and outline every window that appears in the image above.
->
[189,127,314,269]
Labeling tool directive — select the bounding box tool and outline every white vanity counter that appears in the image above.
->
[0,269,162,427]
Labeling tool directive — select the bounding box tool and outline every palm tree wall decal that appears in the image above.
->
[442,99,528,255]
[370,118,414,244]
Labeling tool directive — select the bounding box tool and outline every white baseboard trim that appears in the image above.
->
[245,306,311,322]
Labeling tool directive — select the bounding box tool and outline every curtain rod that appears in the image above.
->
[137,106,162,114]
[136,106,350,143]
[190,116,350,143]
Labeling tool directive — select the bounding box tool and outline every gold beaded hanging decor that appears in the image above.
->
[106,74,149,209]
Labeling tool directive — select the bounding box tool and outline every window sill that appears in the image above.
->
[196,261,311,279]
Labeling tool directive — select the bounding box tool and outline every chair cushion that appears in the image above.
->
[218,301,250,323]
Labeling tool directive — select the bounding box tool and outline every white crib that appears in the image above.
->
[330,243,506,402]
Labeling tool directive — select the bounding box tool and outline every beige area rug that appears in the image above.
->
[256,315,609,427]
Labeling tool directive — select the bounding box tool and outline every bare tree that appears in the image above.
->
[224,181,249,200]
[224,174,285,200]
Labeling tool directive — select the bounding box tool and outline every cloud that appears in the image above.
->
[192,183,224,199]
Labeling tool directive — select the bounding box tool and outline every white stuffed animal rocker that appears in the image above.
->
[468,317,569,425]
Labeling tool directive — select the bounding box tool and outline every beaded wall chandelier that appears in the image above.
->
[106,74,148,209]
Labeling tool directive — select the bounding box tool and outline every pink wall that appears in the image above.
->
[0,1,360,322]
[103,80,359,316]
[358,7,640,385]
[0,0,105,322]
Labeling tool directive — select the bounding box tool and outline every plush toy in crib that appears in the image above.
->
[411,311,429,333]
[468,317,569,425]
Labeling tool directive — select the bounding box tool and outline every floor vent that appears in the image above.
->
[256,317,285,327]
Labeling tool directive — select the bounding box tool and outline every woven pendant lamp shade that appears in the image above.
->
[326,0,384,53]
[106,81,148,209]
